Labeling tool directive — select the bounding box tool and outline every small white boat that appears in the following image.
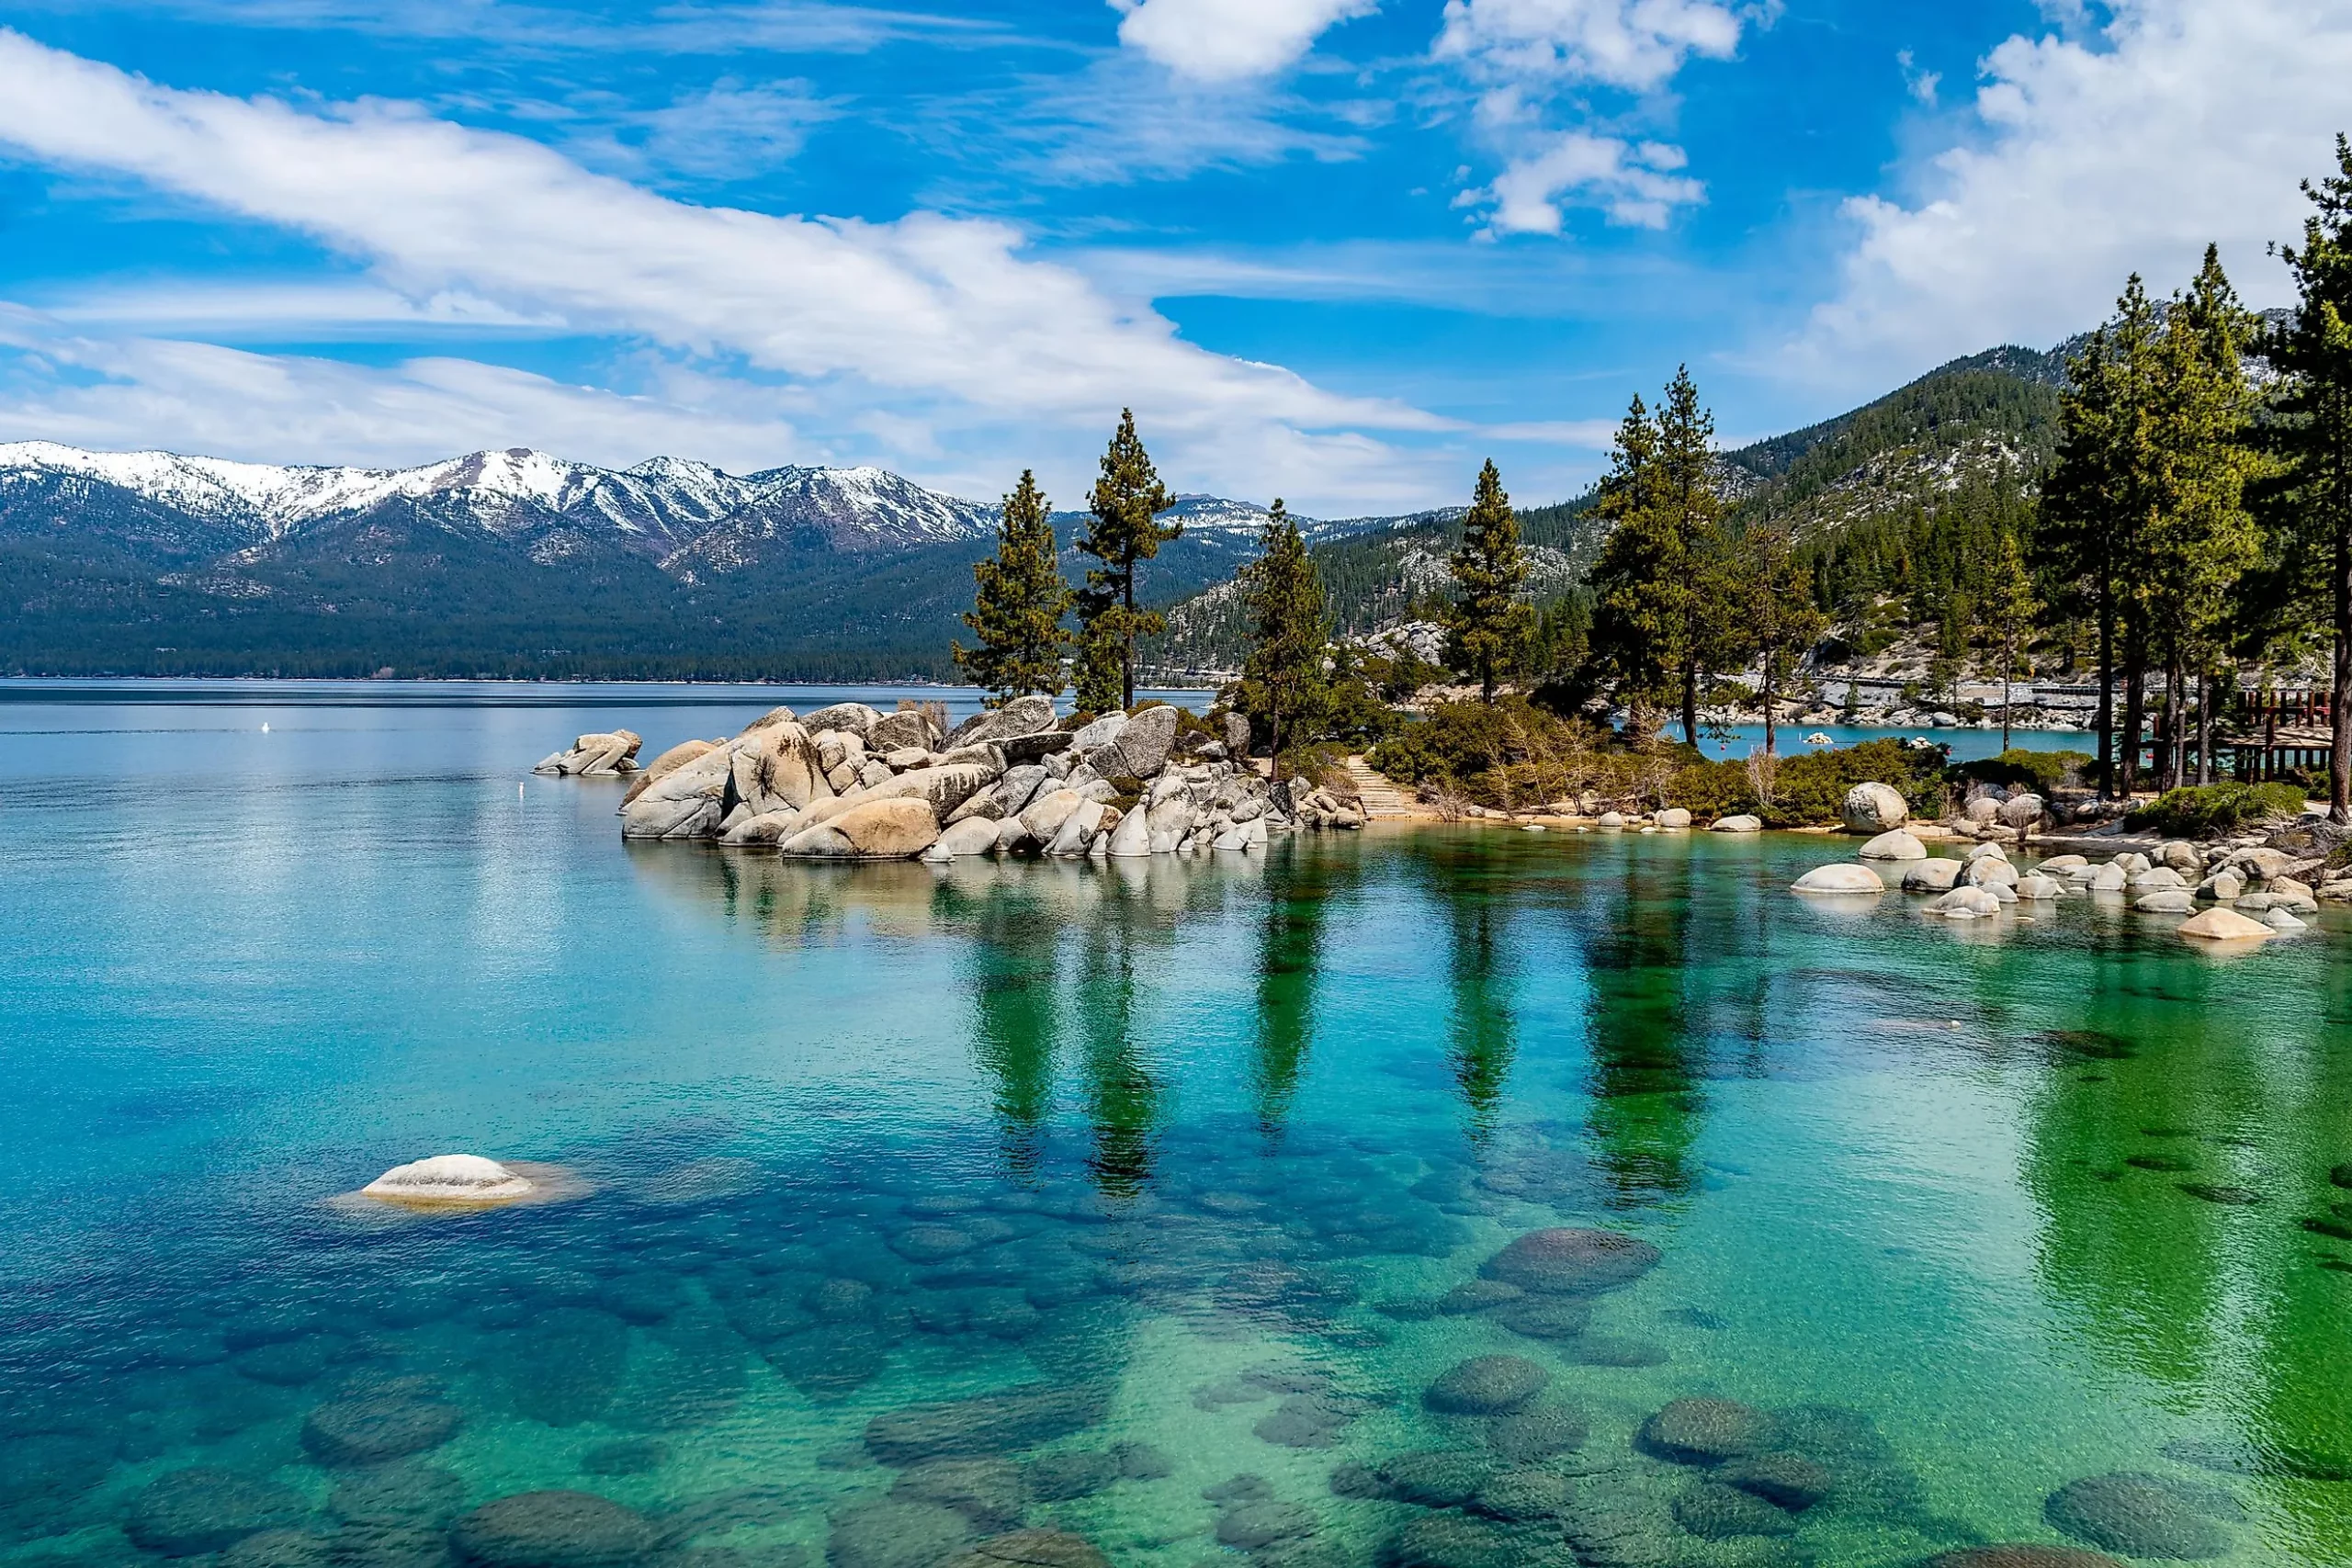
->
[1804,731,1833,746]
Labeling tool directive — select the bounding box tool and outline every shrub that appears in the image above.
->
[1664,738,1947,828]
[1957,747,2094,796]
[2124,783,2308,839]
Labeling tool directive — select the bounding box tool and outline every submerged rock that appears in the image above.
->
[1383,1512,1548,1568]
[1492,1297,1591,1340]
[1637,1399,1777,1464]
[451,1493,659,1568]
[127,1469,310,1556]
[1423,1356,1550,1416]
[1671,1480,1798,1539]
[826,1498,969,1568]
[1926,1551,2128,1568]
[1481,1228,1661,1295]
[864,1383,1107,1466]
[1487,1400,1589,1462]
[941,1529,1109,1568]
[300,1393,464,1466]
[2043,1472,2239,1559]
[892,1459,1024,1529]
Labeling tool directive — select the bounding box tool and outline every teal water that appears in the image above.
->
[3,684,2350,1568]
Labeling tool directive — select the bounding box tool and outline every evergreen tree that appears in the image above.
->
[1237,499,1331,780]
[1585,370,1726,745]
[1728,523,1824,755]
[2041,281,2159,796]
[1982,529,2040,750]
[1442,460,1534,702]
[2144,246,2261,786]
[1071,615,1125,716]
[2267,135,2352,821]
[1586,396,1679,734]
[952,469,1071,705]
[1656,367,1730,747]
[1075,410,1181,712]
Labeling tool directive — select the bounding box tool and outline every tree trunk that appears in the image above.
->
[1761,664,1778,756]
[2120,629,2145,797]
[2165,651,2186,791]
[1121,567,1136,713]
[1271,706,1282,785]
[2095,577,2115,798]
[2335,511,2351,823]
[2197,666,2214,786]
[2000,636,2013,751]
[1681,663,1699,755]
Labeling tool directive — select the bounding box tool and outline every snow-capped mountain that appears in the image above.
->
[0,443,999,559]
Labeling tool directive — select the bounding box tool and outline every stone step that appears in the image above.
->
[1342,756,1414,819]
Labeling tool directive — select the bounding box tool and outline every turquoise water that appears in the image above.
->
[3,684,2350,1568]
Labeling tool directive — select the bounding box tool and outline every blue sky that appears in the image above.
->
[0,0,2344,514]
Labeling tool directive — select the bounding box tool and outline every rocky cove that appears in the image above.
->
[535,696,1369,862]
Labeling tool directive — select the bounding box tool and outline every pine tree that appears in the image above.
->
[1587,395,1677,733]
[1657,367,1729,747]
[1071,615,1125,716]
[2144,246,2261,786]
[1238,500,1330,780]
[952,469,1071,705]
[1585,372,1726,745]
[1982,529,2040,750]
[1443,460,1534,703]
[1728,524,1824,755]
[1075,410,1181,712]
[2267,136,2352,821]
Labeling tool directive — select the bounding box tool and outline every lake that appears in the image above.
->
[0,682,2346,1568]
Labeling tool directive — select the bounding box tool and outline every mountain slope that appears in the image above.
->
[0,443,1442,678]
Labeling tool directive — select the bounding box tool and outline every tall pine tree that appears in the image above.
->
[953,469,1071,705]
[1587,395,1679,735]
[2267,135,2352,821]
[1727,523,1824,756]
[1238,499,1330,780]
[1443,460,1533,703]
[1981,530,2040,751]
[1076,410,1181,712]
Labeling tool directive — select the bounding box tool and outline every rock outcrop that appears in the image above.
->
[1842,783,1909,833]
[361,1156,536,1206]
[534,731,642,777]
[571,701,1288,863]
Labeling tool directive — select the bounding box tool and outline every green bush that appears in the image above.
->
[1663,738,1949,828]
[2124,783,2308,839]
[1957,747,2093,796]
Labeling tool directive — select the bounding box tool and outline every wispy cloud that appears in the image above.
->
[1432,0,1746,237]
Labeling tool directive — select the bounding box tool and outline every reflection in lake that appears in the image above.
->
[9,702,2352,1568]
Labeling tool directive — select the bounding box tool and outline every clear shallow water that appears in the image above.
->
[3,686,2350,1568]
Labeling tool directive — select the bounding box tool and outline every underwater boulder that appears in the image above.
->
[1423,1356,1549,1416]
[301,1393,464,1466]
[127,1468,310,1556]
[2043,1472,2238,1560]
[1636,1399,1778,1464]
[1480,1229,1660,1296]
[451,1493,658,1568]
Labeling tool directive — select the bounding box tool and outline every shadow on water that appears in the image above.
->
[1574,841,1706,1207]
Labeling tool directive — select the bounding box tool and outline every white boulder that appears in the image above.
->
[362,1155,535,1205]
[1902,860,1964,892]
[1792,863,1884,894]
[1712,814,1763,833]
[1655,807,1692,829]
[2177,907,2276,942]
[1859,829,1927,862]
[1843,782,1909,833]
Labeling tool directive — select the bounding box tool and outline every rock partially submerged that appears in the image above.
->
[1792,863,1884,895]
[2176,907,2276,942]
[571,700,1296,863]
[534,732,641,778]
[359,1156,536,1208]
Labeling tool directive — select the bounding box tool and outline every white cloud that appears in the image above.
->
[1434,0,1740,94]
[1895,49,1938,107]
[1804,0,2352,381]
[0,28,1452,511]
[1463,131,1701,233]
[620,80,840,178]
[1110,0,1377,81]
[1431,0,1741,236]
[0,306,811,472]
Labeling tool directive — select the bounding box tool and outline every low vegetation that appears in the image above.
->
[2123,783,2309,838]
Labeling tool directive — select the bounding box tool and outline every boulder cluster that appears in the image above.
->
[599,696,1339,861]
[533,732,643,777]
[1793,799,2317,941]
